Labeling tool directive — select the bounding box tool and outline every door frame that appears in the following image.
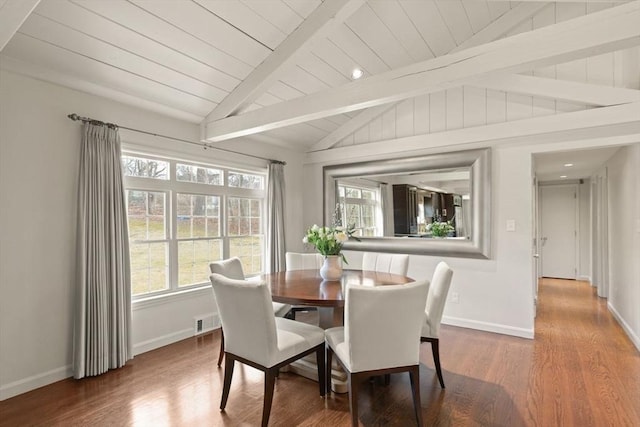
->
[532,174,540,313]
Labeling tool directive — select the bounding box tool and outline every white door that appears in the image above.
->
[540,185,578,279]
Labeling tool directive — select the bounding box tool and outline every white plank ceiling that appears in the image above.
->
[1,0,638,160]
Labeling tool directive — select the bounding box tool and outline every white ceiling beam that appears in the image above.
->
[471,74,640,106]
[305,102,640,164]
[205,1,640,142]
[0,0,40,51]
[310,2,548,152]
[203,0,364,124]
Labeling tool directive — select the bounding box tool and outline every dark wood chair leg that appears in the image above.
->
[384,374,390,386]
[409,366,424,427]
[220,354,234,410]
[326,345,333,393]
[217,328,225,367]
[316,345,326,397]
[348,372,360,427]
[262,369,277,427]
[429,338,445,388]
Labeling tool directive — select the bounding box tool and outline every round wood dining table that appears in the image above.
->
[261,269,414,328]
[259,269,414,392]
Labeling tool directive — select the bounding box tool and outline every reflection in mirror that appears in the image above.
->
[336,167,471,239]
[324,148,491,259]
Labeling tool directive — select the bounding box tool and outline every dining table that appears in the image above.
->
[259,269,414,392]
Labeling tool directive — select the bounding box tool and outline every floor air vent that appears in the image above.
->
[194,313,218,335]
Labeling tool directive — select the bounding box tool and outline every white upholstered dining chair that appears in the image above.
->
[325,279,430,427]
[209,257,292,366]
[285,252,324,319]
[210,273,325,427]
[286,252,324,270]
[362,252,410,276]
[420,261,453,388]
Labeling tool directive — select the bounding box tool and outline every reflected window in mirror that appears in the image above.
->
[337,182,382,237]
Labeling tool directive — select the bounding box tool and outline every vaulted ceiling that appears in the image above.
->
[1,0,639,158]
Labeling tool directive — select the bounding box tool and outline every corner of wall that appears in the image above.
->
[608,302,640,352]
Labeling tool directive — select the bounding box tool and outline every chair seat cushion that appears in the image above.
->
[271,317,324,367]
[324,327,352,372]
[273,302,292,317]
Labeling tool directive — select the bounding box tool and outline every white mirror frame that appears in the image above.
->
[324,148,491,259]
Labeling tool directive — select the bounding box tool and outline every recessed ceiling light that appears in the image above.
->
[564,163,574,167]
[351,68,363,80]
[560,175,568,178]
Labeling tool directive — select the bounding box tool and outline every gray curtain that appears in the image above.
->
[73,123,132,379]
[266,162,286,273]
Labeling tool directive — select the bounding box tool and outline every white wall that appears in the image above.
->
[303,140,639,344]
[304,145,537,338]
[305,5,640,346]
[605,144,640,351]
[0,70,305,399]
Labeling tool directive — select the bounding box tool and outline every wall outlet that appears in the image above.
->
[450,292,459,303]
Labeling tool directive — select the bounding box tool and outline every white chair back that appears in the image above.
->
[209,274,278,367]
[422,262,453,338]
[362,252,409,276]
[285,252,324,271]
[209,257,245,280]
[344,279,429,372]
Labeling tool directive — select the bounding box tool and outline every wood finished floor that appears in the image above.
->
[1,278,638,426]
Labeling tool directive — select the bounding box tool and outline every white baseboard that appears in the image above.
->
[133,328,194,356]
[1,327,211,401]
[577,275,591,282]
[442,316,534,339]
[608,302,640,352]
[0,365,72,401]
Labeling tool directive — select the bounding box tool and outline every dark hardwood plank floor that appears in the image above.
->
[1,278,638,426]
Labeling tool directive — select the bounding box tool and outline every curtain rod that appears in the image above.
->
[67,113,285,165]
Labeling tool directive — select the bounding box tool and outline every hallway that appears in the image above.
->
[524,278,640,426]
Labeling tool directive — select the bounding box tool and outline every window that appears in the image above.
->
[338,184,381,237]
[123,156,169,180]
[176,193,221,287]
[127,190,169,295]
[228,171,264,189]
[122,154,266,298]
[176,163,222,185]
[228,197,263,275]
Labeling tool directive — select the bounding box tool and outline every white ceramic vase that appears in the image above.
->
[320,255,343,281]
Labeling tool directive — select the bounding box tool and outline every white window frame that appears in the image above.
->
[123,152,267,300]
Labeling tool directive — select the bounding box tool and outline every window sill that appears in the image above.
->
[132,284,212,311]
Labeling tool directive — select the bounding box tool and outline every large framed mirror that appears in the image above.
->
[323,148,491,259]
